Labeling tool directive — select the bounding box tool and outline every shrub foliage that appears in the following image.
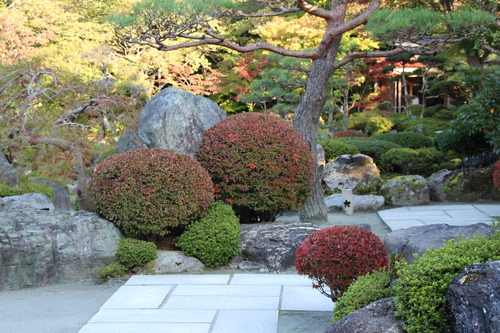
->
[197,113,314,222]
[318,138,360,163]
[336,137,401,165]
[116,238,158,269]
[372,132,433,149]
[88,148,213,237]
[331,130,368,139]
[295,226,388,301]
[176,202,240,267]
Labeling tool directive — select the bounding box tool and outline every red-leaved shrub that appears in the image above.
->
[332,130,368,139]
[295,226,388,301]
[88,148,213,237]
[196,113,314,223]
[494,161,500,189]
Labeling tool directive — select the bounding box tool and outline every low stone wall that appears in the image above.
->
[0,210,123,291]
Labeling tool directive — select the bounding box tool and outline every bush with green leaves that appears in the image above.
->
[0,182,53,200]
[96,262,126,279]
[88,148,214,237]
[336,137,401,166]
[396,117,450,137]
[348,113,394,135]
[395,228,500,333]
[176,202,240,267]
[434,128,491,158]
[295,226,388,301]
[197,113,314,223]
[333,269,394,322]
[318,138,360,163]
[372,132,433,149]
[380,147,445,175]
[116,238,157,269]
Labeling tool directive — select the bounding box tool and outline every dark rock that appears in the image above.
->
[323,154,380,192]
[116,88,226,157]
[1,193,54,212]
[381,175,429,207]
[239,220,320,272]
[0,210,123,290]
[0,151,18,187]
[324,297,405,333]
[428,168,500,202]
[384,223,495,264]
[446,261,500,333]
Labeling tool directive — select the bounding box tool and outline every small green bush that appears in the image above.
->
[398,118,450,137]
[116,238,157,269]
[319,138,360,163]
[333,269,394,322]
[372,132,433,149]
[434,129,491,158]
[395,228,500,333]
[380,147,445,175]
[422,104,447,118]
[408,104,423,116]
[377,101,392,111]
[197,113,314,222]
[336,137,401,166]
[176,202,240,267]
[295,226,388,301]
[88,148,214,237]
[96,262,126,279]
[348,113,394,135]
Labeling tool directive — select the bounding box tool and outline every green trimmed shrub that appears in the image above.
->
[197,113,314,223]
[380,147,445,175]
[422,104,447,118]
[116,238,157,269]
[333,269,394,322]
[319,138,360,163]
[434,128,491,158]
[96,262,126,279]
[88,148,213,237]
[336,137,401,166]
[176,202,240,267]
[0,182,53,200]
[331,130,368,139]
[377,101,392,111]
[348,113,394,135]
[398,118,450,137]
[372,132,433,149]
[395,228,500,333]
[295,226,388,301]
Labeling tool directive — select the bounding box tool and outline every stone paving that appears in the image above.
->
[79,203,500,333]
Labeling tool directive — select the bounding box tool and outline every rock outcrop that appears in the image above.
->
[324,297,405,333]
[325,194,384,212]
[446,261,500,333]
[0,210,123,291]
[0,151,18,187]
[323,154,380,192]
[117,88,226,157]
[239,220,320,272]
[384,223,495,264]
[1,193,54,212]
[381,175,429,207]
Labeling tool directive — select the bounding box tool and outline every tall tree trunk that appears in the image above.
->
[294,36,342,222]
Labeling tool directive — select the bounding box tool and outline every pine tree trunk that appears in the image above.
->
[294,36,342,222]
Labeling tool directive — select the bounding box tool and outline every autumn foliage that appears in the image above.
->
[493,161,500,189]
[295,226,388,301]
[196,113,314,222]
[88,148,213,237]
[332,130,368,139]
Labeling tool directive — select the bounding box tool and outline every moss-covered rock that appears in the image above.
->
[381,175,429,207]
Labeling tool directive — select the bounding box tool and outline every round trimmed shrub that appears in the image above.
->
[295,226,388,301]
[331,130,368,139]
[88,148,213,237]
[395,229,500,333]
[196,113,314,222]
[333,269,394,322]
[318,138,360,163]
[349,113,394,135]
[176,202,240,267]
[116,238,157,269]
[372,132,433,149]
[96,262,126,279]
[336,137,401,165]
[434,128,491,157]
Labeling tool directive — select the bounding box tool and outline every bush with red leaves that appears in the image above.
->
[332,130,368,139]
[196,113,314,223]
[88,148,213,237]
[295,226,388,301]
[494,161,500,189]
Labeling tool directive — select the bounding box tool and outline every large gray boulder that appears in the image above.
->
[324,297,405,333]
[0,151,18,187]
[323,154,380,192]
[1,193,54,212]
[0,210,123,291]
[381,175,429,207]
[384,223,495,264]
[239,220,320,272]
[117,88,226,157]
[446,261,500,333]
[428,168,500,202]
[325,194,384,212]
